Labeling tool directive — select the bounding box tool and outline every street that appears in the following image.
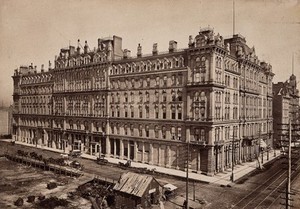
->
[1,141,299,209]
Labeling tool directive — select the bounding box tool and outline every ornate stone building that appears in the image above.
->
[273,74,300,146]
[12,28,274,175]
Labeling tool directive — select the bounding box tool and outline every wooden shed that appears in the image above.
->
[113,172,162,209]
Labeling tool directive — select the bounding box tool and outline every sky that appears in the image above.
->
[0,0,300,106]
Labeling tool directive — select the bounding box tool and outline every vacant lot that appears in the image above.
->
[0,157,91,209]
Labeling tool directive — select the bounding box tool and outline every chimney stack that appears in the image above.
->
[188,35,193,47]
[169,40,177,53]
[84,40,88,54]
[77,39,81,54]
[123,49,131,59]
[137,43,142,58]
[152,43,158,55]
[48,60,52,70]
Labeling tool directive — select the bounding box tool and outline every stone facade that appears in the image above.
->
[12,28,274,176]
[273,75,300,146]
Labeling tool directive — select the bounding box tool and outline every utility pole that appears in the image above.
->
[193,181,195,201]
[231,132,235,182]
[185,141,190,209]
[286,119,292,209]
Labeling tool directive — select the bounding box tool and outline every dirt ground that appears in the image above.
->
[0,157,91,209]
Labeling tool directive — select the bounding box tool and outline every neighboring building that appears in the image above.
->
[12,27,274,176]
[0,106,12,136]
[113,172,161,209]
[273,74,300,146]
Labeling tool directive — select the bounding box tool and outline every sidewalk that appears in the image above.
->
[8,140,281,186]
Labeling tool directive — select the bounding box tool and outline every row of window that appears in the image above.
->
[111,89,183,104]
[21,74,52,85]
[110,56,184,75]
[55,52,107,69]
[111,104,183,120]
[111,74,183,90]
[21,86,52,95]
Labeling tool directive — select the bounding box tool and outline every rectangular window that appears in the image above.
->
[172,112,176,119]
[178,112,182,120]
[163,112,166,119]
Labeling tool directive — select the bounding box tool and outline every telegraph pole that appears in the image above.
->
[286,119,292,209]
[185,141,190,209]
[231,134,234,181]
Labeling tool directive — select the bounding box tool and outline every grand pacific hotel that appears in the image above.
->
[12,27,274,176]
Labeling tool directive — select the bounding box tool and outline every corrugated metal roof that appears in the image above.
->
[113,172,154,197]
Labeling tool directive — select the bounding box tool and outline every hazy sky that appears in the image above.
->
[0,0,299,106]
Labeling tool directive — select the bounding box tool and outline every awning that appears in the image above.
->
[259,139,267,148]
[163,183,177,191]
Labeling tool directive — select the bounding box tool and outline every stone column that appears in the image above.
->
[142,142,145,163]
[221,146,225,172]
[216,148,219,173]
[114,139,117,157]
[127,141,130,159]
[186,127,190,142]
[120,139,124,160]
[207,147,214,176]
[105,136,110,157]
[176,146,179,170]
[209,90,215,121]
[197,150,201,173]
[133,141,138,162]
[229,145,232,167]
[166,145,171,168]
[158,145,161,166]
[90,143,93,155]
[187,93,191,118]
[149,143,153,165]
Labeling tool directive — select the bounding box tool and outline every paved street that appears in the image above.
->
[1,140,299,209]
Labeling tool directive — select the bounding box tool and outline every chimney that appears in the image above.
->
[41,64,44,73]
[137,43,142,58]
[169,40,177,53]
[48,60,52,70]
[123,49,131,59]
[77,39,81,54]
[69,46,75,55]
[84,40,88,54]
[152,43,158,55]
[188,35,193,47]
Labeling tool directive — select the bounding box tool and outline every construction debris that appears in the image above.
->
[27,195,35,203]
[14,197,24,206]
[47,182,57,190]
[38,196,69,209]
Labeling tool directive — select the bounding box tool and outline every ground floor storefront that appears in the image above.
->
[13,128,273,176]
